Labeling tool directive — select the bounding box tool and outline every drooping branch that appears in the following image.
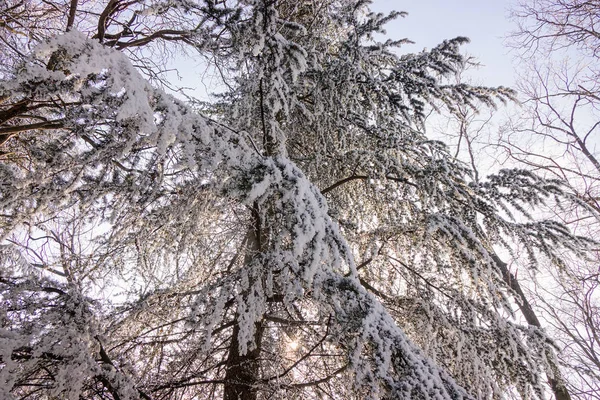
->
[321,174,417,194]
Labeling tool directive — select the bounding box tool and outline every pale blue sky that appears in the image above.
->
[371,0,518,87]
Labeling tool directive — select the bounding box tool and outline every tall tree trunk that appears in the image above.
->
[491,254,571,400]
[223,204,266,400]
[223,319,264,400]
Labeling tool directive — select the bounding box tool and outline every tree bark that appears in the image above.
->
[223,319,264,400]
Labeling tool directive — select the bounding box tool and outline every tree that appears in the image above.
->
[423,64,582,400]
[0,0,591,399]
[507,0,600,211]
[465,1,600,398]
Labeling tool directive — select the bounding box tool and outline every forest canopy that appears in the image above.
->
[0,0,596,399]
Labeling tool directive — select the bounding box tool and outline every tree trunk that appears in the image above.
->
[491,254,571,400]
[223,204,266,400]
[223,319,264,400]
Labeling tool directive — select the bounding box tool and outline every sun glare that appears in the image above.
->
[288,340,299,351]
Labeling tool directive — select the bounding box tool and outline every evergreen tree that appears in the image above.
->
[0,0,591,399]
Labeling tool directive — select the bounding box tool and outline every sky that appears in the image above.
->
[370,0,519,88]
